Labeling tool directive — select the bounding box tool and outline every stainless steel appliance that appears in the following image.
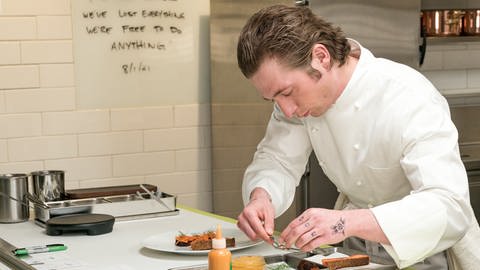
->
[459,143,480,221]
[31,170,65,202]
[0,174,29,223]
[307,0,422,67]
[34,190,178,226]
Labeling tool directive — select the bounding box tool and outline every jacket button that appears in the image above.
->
[354,103,360,110]
[311,127,318,132]
[356,180,362,186]
[353,144,360,150]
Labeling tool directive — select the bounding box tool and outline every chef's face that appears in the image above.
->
[250,55,338,118]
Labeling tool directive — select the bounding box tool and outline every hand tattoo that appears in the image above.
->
[331,217,345,235]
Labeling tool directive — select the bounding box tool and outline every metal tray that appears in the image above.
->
[34,191,178,225]
[168,247,397,270]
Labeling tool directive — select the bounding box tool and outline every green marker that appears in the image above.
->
[13,244,67,256]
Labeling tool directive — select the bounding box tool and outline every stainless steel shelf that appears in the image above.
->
[427,36,480,44]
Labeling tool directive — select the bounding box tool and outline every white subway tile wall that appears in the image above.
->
[36,16,72,39]
[5,88,75,112]
[111,107,174,131]
[0,0,212,211]
[21,40,73,63]
[46,156,112,181]
[0,17,36,40]
[0,140,7,162]
[0,113,41,138]
[144,127,210,151]
[0,92,5,113]
[0,161,43,175]
[0,42,21,65]
[0,65,39,89]
[42,110,110,135]
[79,131,143,156]
[113,152,176,177]
[420,41,480,106]
[0,0,70,16]
[39,64,75,87]
[174,104,211,127]
[8,135,77,161]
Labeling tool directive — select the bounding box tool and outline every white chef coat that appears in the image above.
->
[242,40,474,268]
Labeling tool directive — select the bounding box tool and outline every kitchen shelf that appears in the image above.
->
[427,36,480,44]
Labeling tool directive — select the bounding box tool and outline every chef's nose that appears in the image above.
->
[276,99,297,118]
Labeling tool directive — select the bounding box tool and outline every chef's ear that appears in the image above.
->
[311,44,331,71]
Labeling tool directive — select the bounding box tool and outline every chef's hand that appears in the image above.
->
[237,187,275,242]
[279,208,347,251]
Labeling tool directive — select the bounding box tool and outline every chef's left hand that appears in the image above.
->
[279,208,348,251]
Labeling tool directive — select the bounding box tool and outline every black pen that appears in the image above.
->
[13,244,67,256]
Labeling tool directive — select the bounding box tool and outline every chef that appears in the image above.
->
[235,5,480,269]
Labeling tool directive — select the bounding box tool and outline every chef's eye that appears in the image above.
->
[282,90,292,96]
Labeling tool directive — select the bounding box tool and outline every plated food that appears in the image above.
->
[297,253,371,270]
[142,228,263,255]
[175,231,235,250]
[321,254,370,270]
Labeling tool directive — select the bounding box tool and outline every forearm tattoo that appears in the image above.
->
[331,217,345,235]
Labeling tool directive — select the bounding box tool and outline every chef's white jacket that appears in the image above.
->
[242,41,474,268]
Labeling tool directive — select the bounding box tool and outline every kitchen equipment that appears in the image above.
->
[0,174,29,223]
[34,190,178,225]
[31,170,65,202]
[308,0,422,66]
[0,191,37,210]
[422,9,465,36]
[140,184,173,211]
[45,213,115,236]
[65,183,157,199]
[25,192,49,209]
[463,9,480,36]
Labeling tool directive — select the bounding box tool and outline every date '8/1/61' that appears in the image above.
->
[122,62,151,74]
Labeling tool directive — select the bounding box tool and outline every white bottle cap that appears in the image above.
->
[212,237,226,249]
[212,224,226,249]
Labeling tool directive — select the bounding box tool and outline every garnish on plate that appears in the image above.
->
[175,230,235,250]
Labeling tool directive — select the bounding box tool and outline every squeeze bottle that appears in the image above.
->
[208,224,232,270]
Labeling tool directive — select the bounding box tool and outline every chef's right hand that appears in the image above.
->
[237,187,275,242]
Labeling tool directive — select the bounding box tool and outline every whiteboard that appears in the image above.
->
[72,0,210,109]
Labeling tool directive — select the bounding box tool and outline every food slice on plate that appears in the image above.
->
[321,254,370,270]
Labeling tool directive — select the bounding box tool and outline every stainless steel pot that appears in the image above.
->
[464,9,480,36]
[0,174,29,223]
[31,170,65,202]
[422,10,465,36]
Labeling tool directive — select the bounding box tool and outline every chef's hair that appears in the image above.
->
[237,4,351,78]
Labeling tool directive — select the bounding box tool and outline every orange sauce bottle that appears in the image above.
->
[208,224,232,270]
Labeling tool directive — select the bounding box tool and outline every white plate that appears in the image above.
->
[141,227,263,255]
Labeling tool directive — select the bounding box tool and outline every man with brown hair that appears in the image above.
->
[236,4,479,269]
